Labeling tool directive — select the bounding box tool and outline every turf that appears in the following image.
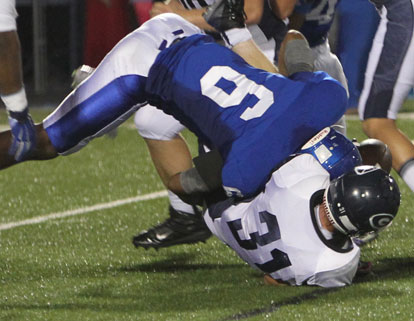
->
[0,109,413,321]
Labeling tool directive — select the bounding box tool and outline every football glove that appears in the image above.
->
[8,108,36,162]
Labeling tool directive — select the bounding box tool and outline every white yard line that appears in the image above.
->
[0,190,168,231]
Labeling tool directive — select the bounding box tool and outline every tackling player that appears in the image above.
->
[133,0,354,250]
[0,0,36,162]
[0,12,346,197]
[132,0,287,249]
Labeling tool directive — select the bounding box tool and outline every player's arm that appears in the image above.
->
[202,0,278,74]
[268,0,297,20]
[151,0,264,32]
[167,150,224,204]
[151,0,215,31]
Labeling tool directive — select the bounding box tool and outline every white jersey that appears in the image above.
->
[0,0,17,32]
[204,154,360,287]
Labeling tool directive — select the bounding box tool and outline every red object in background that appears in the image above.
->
[132,1,152,26]
[83,0,131,68]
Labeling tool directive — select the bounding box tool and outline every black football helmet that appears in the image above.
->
[323,165,400,236]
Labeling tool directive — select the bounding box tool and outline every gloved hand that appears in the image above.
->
[8,108,36,162]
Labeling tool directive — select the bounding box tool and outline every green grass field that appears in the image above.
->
[0,109,413,321]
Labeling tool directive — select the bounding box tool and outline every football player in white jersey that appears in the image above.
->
[0,0,36,162]
[358,0,414,195]
[205,157,400,287]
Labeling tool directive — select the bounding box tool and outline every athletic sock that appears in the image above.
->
[222,27,252,48]
[399,158,414,192]
[168,190,196,215]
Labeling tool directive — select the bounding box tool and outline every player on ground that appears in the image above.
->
[205,159,399,287]
[358,0,414,194]
[0,0,36,162]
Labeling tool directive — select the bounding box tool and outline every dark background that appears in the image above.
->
[14,0,138,107]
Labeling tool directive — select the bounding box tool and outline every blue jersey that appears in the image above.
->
[146,34,347,197]
[295,0,339,47]
[44,15,347,199]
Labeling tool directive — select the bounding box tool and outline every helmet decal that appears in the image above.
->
[369,213,394,229]
[354,165,377,175]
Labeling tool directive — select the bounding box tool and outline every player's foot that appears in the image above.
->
[132,206,212,250]
[356,260,372,276]
[203,0,246,32]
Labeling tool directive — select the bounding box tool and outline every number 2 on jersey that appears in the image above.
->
[200,66,274,121]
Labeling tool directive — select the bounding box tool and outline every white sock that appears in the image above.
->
[400,158,414,192]
[1,87,28,112]
[168,190,195,214]
[222,27,252,48]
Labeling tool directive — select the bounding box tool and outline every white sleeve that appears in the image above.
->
[0,0,17,32]
[306,250,360,287]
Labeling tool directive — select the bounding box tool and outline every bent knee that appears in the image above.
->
[362,118,396,138]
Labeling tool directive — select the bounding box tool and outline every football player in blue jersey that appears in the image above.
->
[0,11,347,196]
[132,0,351,249]
[72,0,286,249]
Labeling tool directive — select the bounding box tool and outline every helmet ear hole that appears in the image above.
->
[326,165,400,235]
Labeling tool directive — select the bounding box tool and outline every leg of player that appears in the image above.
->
[278,29,314,77]
[358,2,414,193]
[132,106,211,250]
[362,118,414,192]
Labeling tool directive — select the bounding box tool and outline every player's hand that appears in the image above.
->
[150,2,174,17]
[8,108,36,162]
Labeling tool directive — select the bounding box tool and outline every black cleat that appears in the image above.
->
[132,206,212,250]
[203,0,246,32]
